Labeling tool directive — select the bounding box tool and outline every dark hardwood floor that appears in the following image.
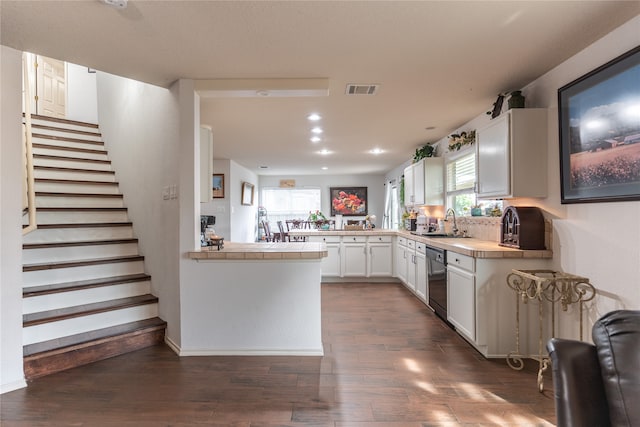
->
[1,282,557,426]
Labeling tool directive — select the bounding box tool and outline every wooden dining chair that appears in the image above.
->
[285,219,307,241]
[262,220,274,242]
[277,221,289,242]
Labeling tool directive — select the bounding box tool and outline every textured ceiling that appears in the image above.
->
[2,1,638,175]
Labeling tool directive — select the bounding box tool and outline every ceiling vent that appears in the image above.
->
[345,84,379,95]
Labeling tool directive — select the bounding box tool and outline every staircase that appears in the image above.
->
[22,114,166,379]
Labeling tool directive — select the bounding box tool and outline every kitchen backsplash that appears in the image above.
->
[451,216,552,249]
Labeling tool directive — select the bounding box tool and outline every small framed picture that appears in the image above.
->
[241,182,254,206]
[212,174,224,198]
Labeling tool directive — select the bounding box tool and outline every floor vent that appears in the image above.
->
[345,84,379,95]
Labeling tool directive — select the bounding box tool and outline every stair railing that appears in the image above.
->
[22,53,37,234]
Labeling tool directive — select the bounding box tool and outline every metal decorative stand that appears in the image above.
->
[505,269,596,392]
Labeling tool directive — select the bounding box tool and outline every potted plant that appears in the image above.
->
[413,144,434,162]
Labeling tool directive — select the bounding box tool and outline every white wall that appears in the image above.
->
[230,160,259,242]
[96,72,182,347]
[259,174,386,225]
[0,46,27,393]
[66,63,98,124]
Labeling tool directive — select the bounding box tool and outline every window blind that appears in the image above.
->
[446,152,476,194]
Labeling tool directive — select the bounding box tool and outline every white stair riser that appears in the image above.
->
[35,195,124,208]
[29,119,100,134]
[34,157,112,171]
[34,210,129,224]
[23,260,145,287]
[23,281,152,314]
[34,169,116,183]
[33,137,105,151]
[35,181,120,195]
[33,146,109,161]
[23,242,140,264]
[23,226,133,243]
[23,304,158,346]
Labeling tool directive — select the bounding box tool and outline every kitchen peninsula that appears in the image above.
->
[183,242,327,356]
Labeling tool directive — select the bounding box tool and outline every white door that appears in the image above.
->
[36,55,66,118]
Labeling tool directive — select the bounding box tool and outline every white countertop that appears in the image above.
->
[188,241,328,260]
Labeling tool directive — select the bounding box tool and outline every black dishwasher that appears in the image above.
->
[427,247,448,322]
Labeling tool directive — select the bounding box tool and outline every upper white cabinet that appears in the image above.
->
[200,125,213,202]
[476,109,547,199]
[404,157,444,207]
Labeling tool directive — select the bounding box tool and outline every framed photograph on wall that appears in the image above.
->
[212,174,224,198]
[558,45,640,204]
[330,187,368,216]
[241,182,254,206]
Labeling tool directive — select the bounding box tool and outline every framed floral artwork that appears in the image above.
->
[330,187,367,216]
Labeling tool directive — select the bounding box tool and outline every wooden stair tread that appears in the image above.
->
[23,318,166,357]
[25,113,99,129]
[36,207,126,212]
[23,273,151,297]
[35,191,122,198]
[35,178,119,186]
[23,294,158,327]
[23,254,144,272]
[35,165,115,175]
[34,153,111,164]
[33,142,107,155]
[23,238,139,250]
[32,133,104,146]
[34,222,132,229]
[31,123,102,138]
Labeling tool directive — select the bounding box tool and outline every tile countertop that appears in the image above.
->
[188,241,328,260]
[289,229,553,259]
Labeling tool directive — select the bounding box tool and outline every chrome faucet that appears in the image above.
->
[444,208,459,236]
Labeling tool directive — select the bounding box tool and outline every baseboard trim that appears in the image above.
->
[1,379,27,395]
[178,348,324,357]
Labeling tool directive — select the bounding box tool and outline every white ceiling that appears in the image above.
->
[2,1,638,176]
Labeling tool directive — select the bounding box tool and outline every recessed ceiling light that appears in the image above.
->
[370,148,384,155]
[310,136,321,143]
[321,166,329,170]
[311,127,323,134]
[307,113,321,121]
[318,149,332,155]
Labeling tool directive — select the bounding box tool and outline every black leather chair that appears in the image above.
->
[546,310,640,427]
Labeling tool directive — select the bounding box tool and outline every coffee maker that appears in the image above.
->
[200,215,216,246]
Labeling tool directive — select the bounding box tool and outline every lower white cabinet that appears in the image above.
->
[342,236,368,277]
[395,237,409,283]
[447,259,476,341]
[309,236,341,277]
[415,243,427,302]
[367,235,393,277]
[311,234,393,278]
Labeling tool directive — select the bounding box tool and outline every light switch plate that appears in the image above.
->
[162,186,170,200]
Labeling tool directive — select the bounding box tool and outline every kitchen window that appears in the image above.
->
[446,150,476,215]
[261,187,322,225]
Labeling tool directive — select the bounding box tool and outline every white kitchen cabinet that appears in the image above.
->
[405,239,417,291]
[341,236,367,277]
[404,158,444,207]
[199,125,213,202]
[395,237,409,283]
[476,108,547,199]
[309,235,341,277]
[414,242,427,302]
[367,235,393,277]
[403,164,415,207]
[447,252,476,341]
